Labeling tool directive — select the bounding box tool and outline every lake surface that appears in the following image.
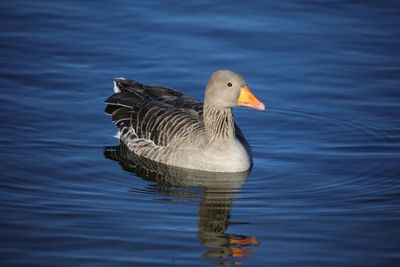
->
[1,1,399,266]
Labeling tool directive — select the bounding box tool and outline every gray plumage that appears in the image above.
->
[105,70,262,172]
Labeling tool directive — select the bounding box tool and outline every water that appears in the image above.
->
[1,1,399,266]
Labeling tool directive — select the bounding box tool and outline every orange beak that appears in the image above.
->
[237,86,265,111]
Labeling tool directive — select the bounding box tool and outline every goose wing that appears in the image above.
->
[105,78,204,148]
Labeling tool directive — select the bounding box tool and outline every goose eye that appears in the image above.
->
[227,82,233,87]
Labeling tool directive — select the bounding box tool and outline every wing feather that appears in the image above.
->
[105,78,204,151]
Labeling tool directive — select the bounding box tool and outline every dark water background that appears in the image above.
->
[1,1,400,266]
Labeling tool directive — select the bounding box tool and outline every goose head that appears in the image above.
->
[204,70,265,111]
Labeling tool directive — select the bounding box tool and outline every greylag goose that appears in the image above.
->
[105,70,265,172]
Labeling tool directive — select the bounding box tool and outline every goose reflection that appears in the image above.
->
[104,144,259,264]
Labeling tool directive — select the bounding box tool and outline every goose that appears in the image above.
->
[105,70,265,172]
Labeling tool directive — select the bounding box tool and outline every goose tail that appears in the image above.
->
[113,77,126,93]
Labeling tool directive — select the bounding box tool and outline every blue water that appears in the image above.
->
[1,1,400,266]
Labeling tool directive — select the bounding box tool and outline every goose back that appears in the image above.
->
[105,79,204,152]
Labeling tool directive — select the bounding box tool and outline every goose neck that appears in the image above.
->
[203,104,235,142]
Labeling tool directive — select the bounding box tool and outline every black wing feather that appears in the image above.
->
[105,78,204,147]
